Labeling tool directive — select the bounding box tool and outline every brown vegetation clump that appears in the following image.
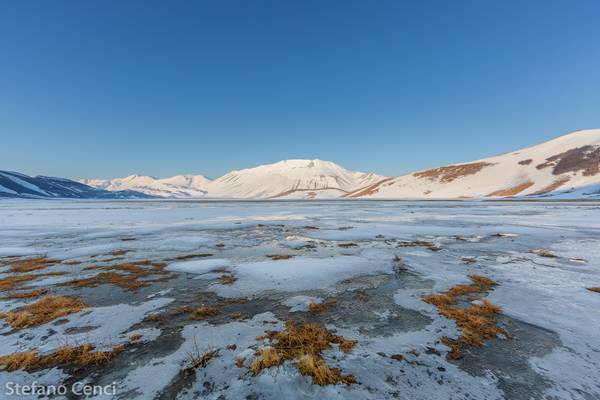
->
[413,162,494,183]
[9,257,59,273]
[129,334,143,341]
[235,357,245,368]
[174,253,214,261]
[532,177,571,195]
[536,145,600,176]
[251,321,357,386]
[531,249,558,258]
[308,300,337,314]
[3,288,48,299]
[0,295,87,329]
[185,349,219,374]
[219,274,237,285]
[397,240,441,252]
[337,243,358,248]
[0,271,66,292]
[486,181,535,197]
[266,254,293,260]
[422,275,505,360]
[190,306,219,320]
[64,260,174,292]
[0,344,124,372]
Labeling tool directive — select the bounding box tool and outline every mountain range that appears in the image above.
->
[3,129,600,200]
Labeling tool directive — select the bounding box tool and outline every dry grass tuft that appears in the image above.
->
[397,240,441,252]
[174,253,214,261]
[423,275,506,360]
[266,254,293,260]
[9,257,59,273]
[129,334,143,341]
[297,354,356,386]
[3,288,48,299]
[185,349,219,374]
[63,260,173,292]
[219,274,237,285]
[0,271,66,292]
[190,306,219,320]
[308,300,337,314]
[235,357,245,368]
[337,243,358,248]
[0,295,87,329]
[251,321,357,386]
[0,344,124,372]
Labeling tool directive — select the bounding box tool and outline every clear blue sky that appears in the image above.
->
[1,0,599,180]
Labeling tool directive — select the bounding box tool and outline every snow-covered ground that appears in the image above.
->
[0,199,599,399]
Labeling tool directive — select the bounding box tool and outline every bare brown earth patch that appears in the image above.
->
[0,295,87,329]
[413,162,494,183]
[423,274,506,360]
[486,181,535,197]
[518,159,533,165]
[532,177,571,195]
[536,145,600,176]
[251,322,357,386]
[0,343,125,372]
[344,177,394,198]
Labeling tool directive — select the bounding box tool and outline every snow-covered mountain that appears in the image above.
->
[0,171,151,199]
[81,174,211,198]
[15,128,600,201]
[348,129,600,199]
[208,159,385,199]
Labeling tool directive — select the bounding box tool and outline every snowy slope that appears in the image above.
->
[349,129,600,199]
[81,174,212,198]
[206,159,385,199]
[0,171,151,199]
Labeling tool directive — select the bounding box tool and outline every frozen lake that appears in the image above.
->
[0,199,599,399]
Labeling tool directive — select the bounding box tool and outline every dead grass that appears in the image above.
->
[422,275,505,360]
[587,287,600,293]
[266,254,293,260]
[531,249,558,258]
[486,181,535,197]
[219,274,237,285]
[337,243,358,248]
[63,260,174,292]
[129,334,143,341]
[185,349,219,374]
[174,253,214,261]
[0,343,124,372]
[190,306,219,320]
[235,357,245,367]
[3,288,48,299]
[413,162,494,183]
[397,240,441,252]
[251,321,357,386]
[9,257,59,273]
[308,300,337,314]
[0,271,66,292]
[0,295,88,329]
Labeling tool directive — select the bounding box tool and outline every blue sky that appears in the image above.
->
[1,0,599,179]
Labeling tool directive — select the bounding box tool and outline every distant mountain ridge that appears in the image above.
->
[4,129,600,200]
[0,171,151,199]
